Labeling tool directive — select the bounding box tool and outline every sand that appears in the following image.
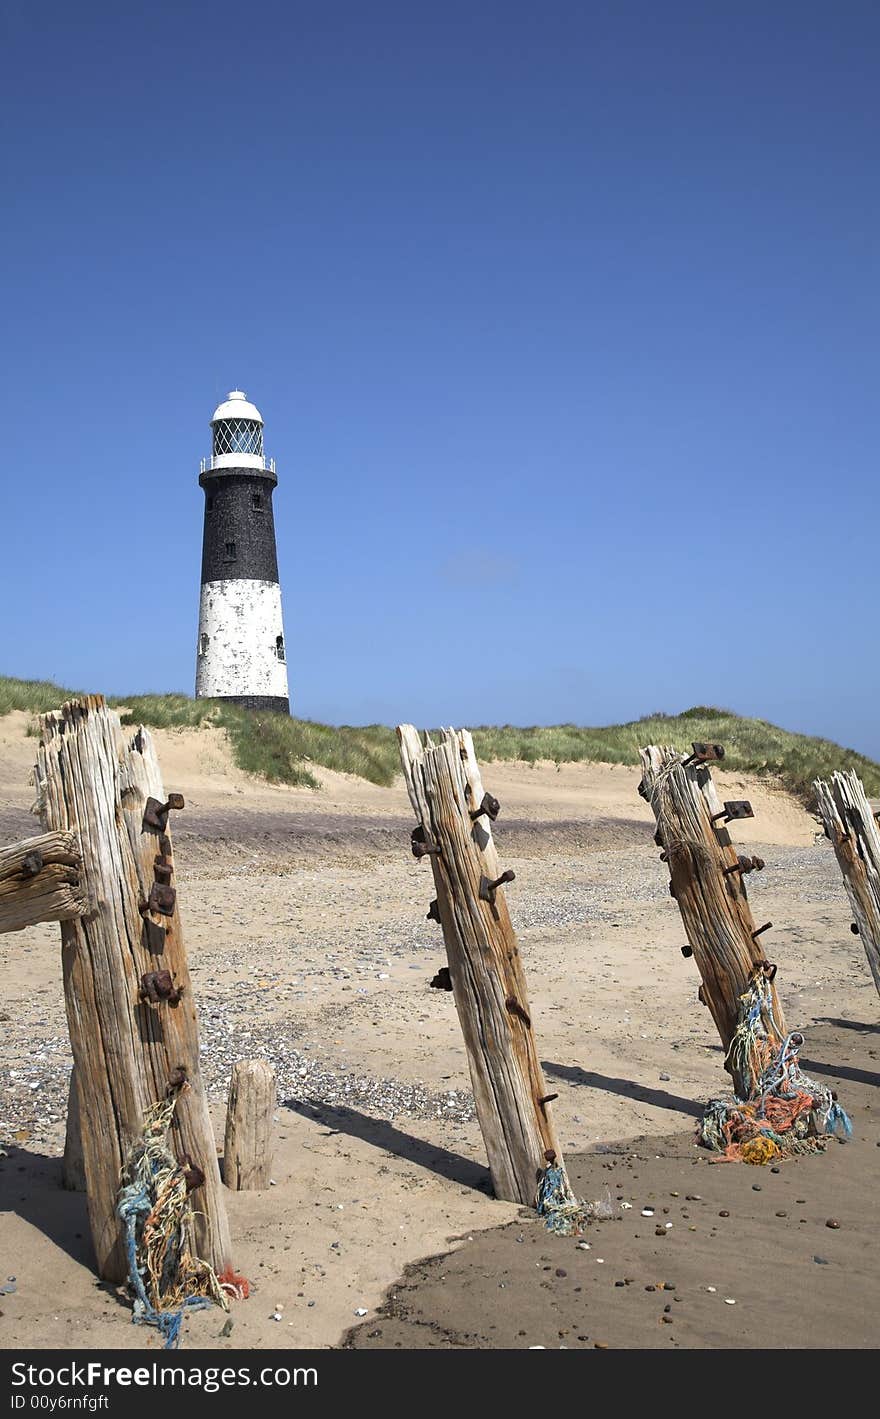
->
[0,712,876,1350]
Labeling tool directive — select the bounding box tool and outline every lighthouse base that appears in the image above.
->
[205,693,291,715]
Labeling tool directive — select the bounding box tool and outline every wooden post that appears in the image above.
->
[33,695,232,1281]
[398,725,563,1206]
[62,1072,86,1192]
[223,1060,276,1190]
[639,745,787,1096]
[0,830,87,933]
[814,771,880,997]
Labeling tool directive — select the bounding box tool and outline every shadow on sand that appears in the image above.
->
[283,1098,492,1194]
[0,1145,94,1269]
[542,1060,703,1118]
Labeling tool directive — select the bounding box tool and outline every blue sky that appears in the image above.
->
[2,3,878,752]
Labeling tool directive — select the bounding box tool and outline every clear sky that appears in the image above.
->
[2,3,878,752]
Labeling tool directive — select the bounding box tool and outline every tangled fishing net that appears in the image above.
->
[699,972,851,1164]
[535,1157,614,1235]
[117,1082,230,1348]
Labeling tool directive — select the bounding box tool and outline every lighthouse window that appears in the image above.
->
[206,496,214,511]
[198,634,209,656]
[275,634,285,662]
[252,491,263,510]
[224,540,237,560]
[213,418,264,458]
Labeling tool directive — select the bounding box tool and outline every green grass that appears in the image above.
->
[470,709,880,804]
[2,677,877,804]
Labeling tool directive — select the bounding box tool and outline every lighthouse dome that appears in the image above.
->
[210,389,266,469]
[211,390,263,425]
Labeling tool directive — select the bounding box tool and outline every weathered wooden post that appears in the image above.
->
[639,744,787,1096]
[223,1060,276,1190]
[62,1073,86,1192]
[398,724,563,1205]
[33,695,232,1281]
[814,771,880,997]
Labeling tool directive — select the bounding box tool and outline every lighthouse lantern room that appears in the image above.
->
[195,390,290,713]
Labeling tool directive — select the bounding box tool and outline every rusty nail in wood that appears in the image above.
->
[153,858,173,884]
[166,1066,188,1095]
[21,850,44,878]
[411,825,440,859]
[762,962,778,981]
[142,794,185,833]
[538,1093,559,1106]
[140,970,183,1004]
[505,995,531,1028]
[469,792,500,822]
[140,882,176,917]
[180,1156,205,1192]
[479,869,515,904]
[752,921,773,940]
[681,944,693,958]
[851,923,860,935]
[544,1149,557,1164]
[682,742,725,767]
[710,800,754,825]
[723,854,764,877]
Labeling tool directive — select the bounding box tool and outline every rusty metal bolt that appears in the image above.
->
[751,921,773,940]
[469,792,500,822]
[479,869,516,904]
[21,850,44,878]
[142,794,186,833]
[411,825,441,860]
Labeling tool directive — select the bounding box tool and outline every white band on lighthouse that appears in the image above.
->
[196,580,290,700]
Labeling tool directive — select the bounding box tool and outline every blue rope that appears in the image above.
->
[118,1168,214,1349]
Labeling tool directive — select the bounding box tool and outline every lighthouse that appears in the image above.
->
[195,390,290,713]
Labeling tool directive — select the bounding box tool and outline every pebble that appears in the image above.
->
[776,1211,788,1218]
[706,1286,717,1293]
[825,1219,841,1230]
[724,1298,736,1305]
[718,1211,730,1218]
[661,1315,673,1323]
[813,1256,829,1265]
[354,1307,368,1316]
[641,1208,654,1217]
[555,1269,567,1278]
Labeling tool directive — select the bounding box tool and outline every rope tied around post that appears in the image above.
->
[699,972,852,1164]
[117,1076,236,1348]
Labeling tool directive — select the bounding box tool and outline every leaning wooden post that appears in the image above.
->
[639,744,787,1096]
[223,1060,276,1190]
[814,771,880,998]
[398,724,563,1205]
[62,1072,86,1192]
[34,695,232,1281]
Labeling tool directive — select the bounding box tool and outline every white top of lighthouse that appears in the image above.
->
[207,389,269,471]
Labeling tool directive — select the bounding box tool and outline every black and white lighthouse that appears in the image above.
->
[195,390,290,713]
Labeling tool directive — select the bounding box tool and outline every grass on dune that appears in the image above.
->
[470,708,880,804]
[2,677,877,804]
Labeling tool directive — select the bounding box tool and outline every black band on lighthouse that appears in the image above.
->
[199,471,280,584]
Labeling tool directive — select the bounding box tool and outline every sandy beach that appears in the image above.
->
[0,712,877,1350]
